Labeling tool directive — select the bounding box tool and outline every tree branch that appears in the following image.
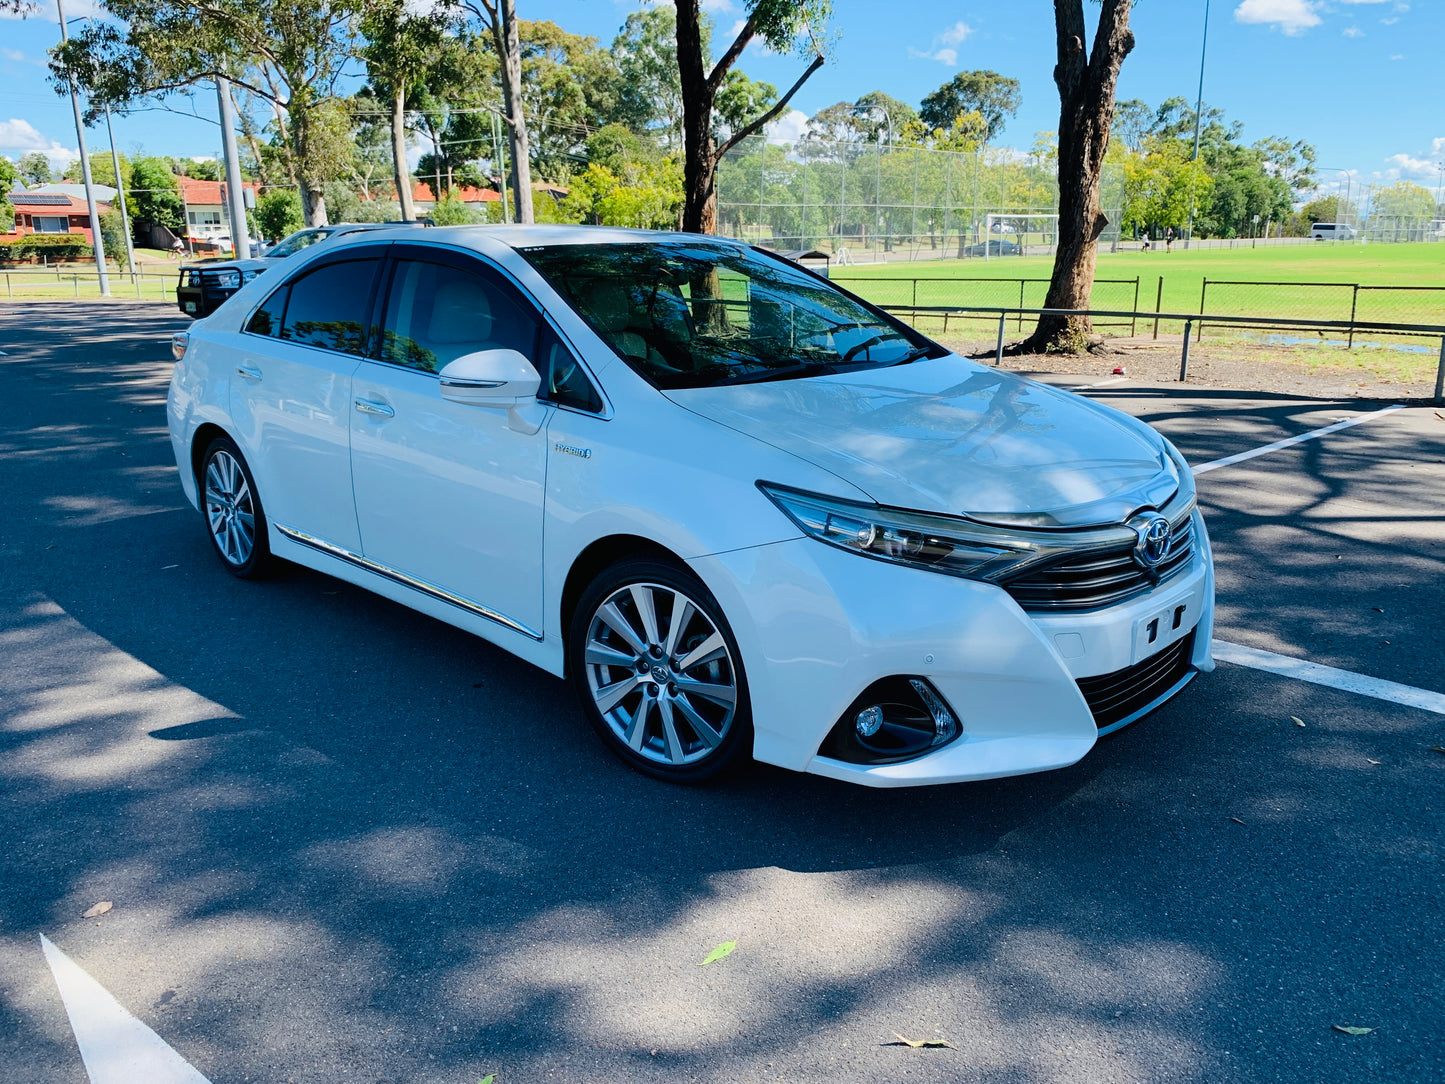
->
[705,15,756,96]
[716,52,824,160]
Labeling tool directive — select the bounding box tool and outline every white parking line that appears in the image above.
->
[40,934,211,1084]
[1212,640,1445,716]
[1191,404,1404,475]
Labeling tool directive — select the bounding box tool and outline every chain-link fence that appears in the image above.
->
[717,135,1127,264]
[1197,280,1445,346]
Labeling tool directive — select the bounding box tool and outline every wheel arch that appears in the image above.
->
[559,534,686,671]
[190,422,235,491]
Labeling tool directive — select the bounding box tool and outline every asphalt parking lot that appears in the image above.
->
[1,301,1442,1084]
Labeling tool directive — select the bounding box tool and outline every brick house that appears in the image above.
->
[176,176,262,240]
[5,191,113,243]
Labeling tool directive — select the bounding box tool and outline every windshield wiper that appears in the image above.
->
[707,361,839,386]
[890,345,940,366]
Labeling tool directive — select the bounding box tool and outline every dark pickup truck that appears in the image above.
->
[175,222,422,318]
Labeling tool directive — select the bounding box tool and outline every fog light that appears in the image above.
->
[855,704,884,738]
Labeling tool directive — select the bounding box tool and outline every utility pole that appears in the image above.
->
[216,77,251,259]
[102,105,136,279]
[57,0,109,295]
[1185,0,1210,250]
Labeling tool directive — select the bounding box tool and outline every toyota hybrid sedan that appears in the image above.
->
[167,225,1214,787]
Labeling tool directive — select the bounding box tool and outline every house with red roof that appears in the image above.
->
[408,182,503,214]
[176,176,261,240]
[5,191,112,243]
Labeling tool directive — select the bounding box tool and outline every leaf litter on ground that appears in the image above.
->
[1332,1025,1373,1036]
[888,1034,955,1049]
[698,942,736,966]
[81,901,112,919]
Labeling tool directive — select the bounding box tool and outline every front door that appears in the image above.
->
[227,250,386,553]
[349,248,551,637]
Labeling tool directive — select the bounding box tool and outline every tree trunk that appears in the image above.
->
[1023,0,1134,353]
[392,86,416,222]
[493,0,534,223]
[676,1,719,233]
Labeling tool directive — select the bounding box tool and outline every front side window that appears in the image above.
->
[378,258,538,374]
[278,259,381,355]
[518,241,941,390]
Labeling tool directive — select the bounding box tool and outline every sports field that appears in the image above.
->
[833,242,1445,343]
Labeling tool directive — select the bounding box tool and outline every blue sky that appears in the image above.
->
[3,0,1442,199]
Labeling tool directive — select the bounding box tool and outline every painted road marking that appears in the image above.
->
[1213,640,1445,716]
[40,934,211,1084]
[1191,404,1405,475]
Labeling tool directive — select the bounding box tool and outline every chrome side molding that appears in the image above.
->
[274,523,543,641]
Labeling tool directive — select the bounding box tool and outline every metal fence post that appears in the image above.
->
[1436,336,1445,403]
[1347,284,1359,350]
[1017,280,1025,332]
[1153,277,1164,340]
[912,279,918,309]
[1179,321,1192,381]
[73,275,79,298]
[1131,277,1140,337]
[996,313,1006,366]
[1197,278,1207,342]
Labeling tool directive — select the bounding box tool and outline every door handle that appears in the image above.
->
[354,398,395,418]
[236,365,262,381]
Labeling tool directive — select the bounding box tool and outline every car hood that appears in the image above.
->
[666,355,1179,527]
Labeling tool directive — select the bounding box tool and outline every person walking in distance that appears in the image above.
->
[1165,226,1174,253]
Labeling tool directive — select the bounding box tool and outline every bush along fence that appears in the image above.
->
[0,235,96,263]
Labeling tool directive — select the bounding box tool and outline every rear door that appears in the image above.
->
[348,245,553,638]
[228,247,387,553]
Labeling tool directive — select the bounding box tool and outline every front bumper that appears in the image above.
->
[688,510,1214,788]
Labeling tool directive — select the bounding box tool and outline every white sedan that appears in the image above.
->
[167,226,1214,786]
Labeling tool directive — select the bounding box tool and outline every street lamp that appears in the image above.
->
[1183,0,1211,249]
[56,0,109,295]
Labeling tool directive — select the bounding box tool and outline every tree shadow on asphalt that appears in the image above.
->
[2,305,1441,1084]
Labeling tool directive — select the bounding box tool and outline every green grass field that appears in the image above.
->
[832,242,1445,342]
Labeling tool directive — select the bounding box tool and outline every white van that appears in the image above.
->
[1310,222,1356,240]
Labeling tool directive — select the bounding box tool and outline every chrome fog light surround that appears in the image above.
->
[821,676,962,766]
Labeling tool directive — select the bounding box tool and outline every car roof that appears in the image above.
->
[330,223,753,253]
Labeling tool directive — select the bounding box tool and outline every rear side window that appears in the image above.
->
[279,259,382,355]
[378,258,538,374]
[246,285,289,337]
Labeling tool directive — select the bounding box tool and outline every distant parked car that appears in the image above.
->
[176,222,423,317]
[961,239,1020,257]
[1309,222,1356,241]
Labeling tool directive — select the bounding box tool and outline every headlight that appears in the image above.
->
[215,270,241,290]
[758,482,1136,583]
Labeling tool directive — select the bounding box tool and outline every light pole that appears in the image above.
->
[1184,0,1210,249]
[57,0,109,295]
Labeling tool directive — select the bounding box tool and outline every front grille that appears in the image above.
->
[1077,630,1196,730]
[1002,521,1195,612]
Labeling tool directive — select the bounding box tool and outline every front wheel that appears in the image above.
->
[568,559,751,783]
[200,435,271,578]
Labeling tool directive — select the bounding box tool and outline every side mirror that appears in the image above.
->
[438,349,540,406]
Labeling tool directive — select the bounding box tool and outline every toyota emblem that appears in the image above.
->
[1133,514,1172,569]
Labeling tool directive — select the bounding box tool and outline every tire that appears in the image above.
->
[199,435,271,579]
[568,558,752,783]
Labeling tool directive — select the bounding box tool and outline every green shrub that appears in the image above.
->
[0,235,96,262]
[255,189,304,241]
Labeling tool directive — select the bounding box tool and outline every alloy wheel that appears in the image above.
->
[583,582,739,767]
[204,449,256,567]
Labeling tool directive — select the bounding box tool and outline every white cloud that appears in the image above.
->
[1234,0,1321,34]
[0,118,79,168]
[702,0,737,11]
[907,45,958,65]
[1376,138,1444,183]
[940,21,974,46]
[765,109,808,145]
[2,47,26,61]
[1389,52,1404,59]
[1342,26,1364,36]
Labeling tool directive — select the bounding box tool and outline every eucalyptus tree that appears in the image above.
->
[50,0,364,227]
[1024,0,1135,353]
[673,0,830,234]
[361,0,451,221]
[460,0,533,223]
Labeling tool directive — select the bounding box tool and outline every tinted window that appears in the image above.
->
[246,284,289,338]
[540,325,602,412]
[280,259,381,355]
[379,259,538,374]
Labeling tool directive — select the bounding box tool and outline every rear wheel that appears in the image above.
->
[200,436,271,578]
[568,559,751,782]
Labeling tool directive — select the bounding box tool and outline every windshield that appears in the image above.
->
[518,241,942,389]
[267,228,333,259]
